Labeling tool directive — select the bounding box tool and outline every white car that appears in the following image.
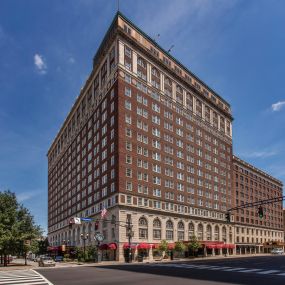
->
[271,248,284,255]
[38,257,56,267]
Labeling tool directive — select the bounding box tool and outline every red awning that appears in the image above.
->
[137,243,151,249]
[151,244,159,249]
[226,244,235,249]
[168,243,175,250]
[123,243,136,249]
[108,243,117,250]
[47,246,60,251]
[99,244,109,250]
[215,244,224,249]
[206,244,216,249]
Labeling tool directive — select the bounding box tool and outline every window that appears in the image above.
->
[166,220,173,240]
[125,87,131,97]
[197,224,203,240]
[153,188,161,197]
[177,221,184,241]
[125,46,132,57]
[188,223,195,239]
[126,168,132,178]
[125,115,132,124]
[125,100,131,110]
[153,219,161,239]
[138,217,148,239]
[126,182,132,191]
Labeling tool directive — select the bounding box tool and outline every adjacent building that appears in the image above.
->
[233,156,283,254]
[47,12,283,261]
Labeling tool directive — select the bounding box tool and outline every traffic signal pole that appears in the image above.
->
[227,195,285,212]
[225,195,285,222]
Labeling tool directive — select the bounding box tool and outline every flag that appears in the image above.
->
[101,208,107,218]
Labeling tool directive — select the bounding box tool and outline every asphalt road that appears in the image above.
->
[37,255,285,285]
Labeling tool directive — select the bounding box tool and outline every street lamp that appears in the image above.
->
[80,234,89,262]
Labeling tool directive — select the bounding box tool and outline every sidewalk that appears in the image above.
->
[0,253,272,271]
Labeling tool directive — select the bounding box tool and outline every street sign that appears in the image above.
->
[95,232,104,242]
[81,217,92,222]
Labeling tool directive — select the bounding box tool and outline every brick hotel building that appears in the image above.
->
[47,12,283,261]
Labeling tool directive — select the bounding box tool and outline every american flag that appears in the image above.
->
[101,208,107,218]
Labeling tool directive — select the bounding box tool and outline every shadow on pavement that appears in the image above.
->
[97,258,285,285]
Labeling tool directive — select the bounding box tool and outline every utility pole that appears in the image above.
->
[126,214,133,263]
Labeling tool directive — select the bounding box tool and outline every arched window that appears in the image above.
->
[197,224,203,240]
[138,217,148,239]
[153,218,161,240]
[214,226,220,241]
[166,220,174,240]
[188,223,195,239]
[206,225,212,241]
[177,221,185,241]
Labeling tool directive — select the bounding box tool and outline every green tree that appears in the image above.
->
[188,235,201,257]
[158,240,168,252]
[86,245,98,261]
[174,241,186,253]
[0,190,42,266]
[75,246,84,263]
[158,240,168,258]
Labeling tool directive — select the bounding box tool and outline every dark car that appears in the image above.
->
[54,256,64,262]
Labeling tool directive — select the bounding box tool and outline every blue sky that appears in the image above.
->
[0,0,284,233]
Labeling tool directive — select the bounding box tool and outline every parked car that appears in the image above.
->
[271,248,284,255]
[35,255,47,262]
[38,257,56,267]
[1,255,13,263]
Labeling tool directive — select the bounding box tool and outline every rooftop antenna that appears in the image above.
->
[117,0,120,12]
[154,33,160,42]
[168,44,175,53]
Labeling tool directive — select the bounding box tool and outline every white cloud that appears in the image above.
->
[271,101,285,112]
[68,56,75,64]
[242,150,277,159]
[34,53,47,74]
[17,190,41,202]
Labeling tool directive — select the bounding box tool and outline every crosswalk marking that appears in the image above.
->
[276,273,285,276]
[149,263,285,276]
[257,270,281,274]
[223,268,247,271]
[238,269,261,273]
[0,270,53,285]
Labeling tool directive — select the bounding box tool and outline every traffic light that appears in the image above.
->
[95,220,99,231]
[258,206,264,219]
[225,212,231,223]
